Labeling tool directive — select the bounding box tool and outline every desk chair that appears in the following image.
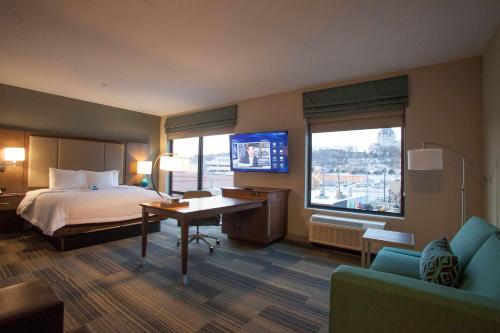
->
[176,190,221,252]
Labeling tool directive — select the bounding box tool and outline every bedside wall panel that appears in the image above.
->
[27,136,58,188]
[125,143,149,185]
[0,129,26,193]
[105,143,125,184]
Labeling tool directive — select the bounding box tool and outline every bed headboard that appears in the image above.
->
[27,135,125,188]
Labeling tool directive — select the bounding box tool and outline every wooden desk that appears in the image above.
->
[140,196,266,285]
[221,187,289,245]
[361,229,415,267]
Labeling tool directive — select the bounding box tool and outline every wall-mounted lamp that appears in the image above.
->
[0,147,26,172]
[136,160,152,188]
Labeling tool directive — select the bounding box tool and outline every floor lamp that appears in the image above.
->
[407,141,467,226]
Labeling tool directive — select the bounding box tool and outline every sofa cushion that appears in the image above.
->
[370,249,420,279]
[450,216,498,269]
[420,237,460,287]
[459,233,500,299]
[381,246,422,258]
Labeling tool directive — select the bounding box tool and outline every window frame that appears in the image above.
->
[168,135,233,195]
[306,123,406,218]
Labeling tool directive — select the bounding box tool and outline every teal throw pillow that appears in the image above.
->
[420,237,460,287]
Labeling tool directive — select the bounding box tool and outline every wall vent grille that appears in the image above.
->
[309,214,385,250]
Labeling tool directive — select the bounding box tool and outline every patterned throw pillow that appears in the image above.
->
[420,237,460,287]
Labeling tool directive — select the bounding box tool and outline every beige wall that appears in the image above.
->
[483,25,500,227]
[163,57,484,249]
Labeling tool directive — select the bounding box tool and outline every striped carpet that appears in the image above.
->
[0,220,359,333]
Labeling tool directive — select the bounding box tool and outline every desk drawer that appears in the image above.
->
[0,196,23,211]
[222,189,268,200]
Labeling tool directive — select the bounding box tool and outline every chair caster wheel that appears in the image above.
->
[210,246,214,253]
[176,240,180,247]
[216,239,220,245]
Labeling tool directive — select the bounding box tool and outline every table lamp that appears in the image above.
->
[136,160,152,188]
[150,153,189,200]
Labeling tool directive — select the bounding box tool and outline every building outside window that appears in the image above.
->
[308,127,404,216]
[171,137,199,193]
[202,134,234,194]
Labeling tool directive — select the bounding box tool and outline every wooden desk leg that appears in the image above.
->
[180,219,189,285]
[141,208,148,266]
[366,240,372,267]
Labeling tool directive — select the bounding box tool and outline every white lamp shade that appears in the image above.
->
[136,160,152,175]
[4,147,25,162]
[407,148,443,170]
[159,155,188,172]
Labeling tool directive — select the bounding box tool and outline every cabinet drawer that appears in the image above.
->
[0,196,23,211]
[222,189,268,200]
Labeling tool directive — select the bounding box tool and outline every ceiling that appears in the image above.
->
[1,0,499,116]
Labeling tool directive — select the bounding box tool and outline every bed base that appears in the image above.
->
[33,219,162,252]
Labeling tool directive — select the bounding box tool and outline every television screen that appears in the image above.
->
[230,130,288,173]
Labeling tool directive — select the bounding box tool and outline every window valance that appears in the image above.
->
[303,75,408,118]
[164,105,237,139]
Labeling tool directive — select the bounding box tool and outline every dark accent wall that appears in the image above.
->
[0,83,160,159]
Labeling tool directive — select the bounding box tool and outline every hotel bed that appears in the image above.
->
[18,186,165,236]
[19,135,166,251]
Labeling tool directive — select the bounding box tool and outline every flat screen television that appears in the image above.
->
[230,130,288,173]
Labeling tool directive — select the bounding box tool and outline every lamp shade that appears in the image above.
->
[4,147,25,163]
[159,155,188,172]
[136,160,152,175]
[407,148,443,170]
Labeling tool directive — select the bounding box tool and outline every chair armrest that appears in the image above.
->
[330,265,500,333]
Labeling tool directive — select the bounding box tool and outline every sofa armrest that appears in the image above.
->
[330,265,500,333]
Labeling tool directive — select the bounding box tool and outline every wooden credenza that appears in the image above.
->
[221,187,289,245]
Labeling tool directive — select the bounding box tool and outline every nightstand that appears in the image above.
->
[0,193,26,233]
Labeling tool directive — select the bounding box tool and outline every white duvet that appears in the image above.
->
[17,186,170,235]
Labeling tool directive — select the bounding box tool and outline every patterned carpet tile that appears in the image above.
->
[0,220,357,332]
[259,304,322,333]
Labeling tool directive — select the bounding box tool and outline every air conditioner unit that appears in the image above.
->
[309,214,386,251]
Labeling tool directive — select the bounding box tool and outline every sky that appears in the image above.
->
[312,127,401,152]
[172,134,230,156]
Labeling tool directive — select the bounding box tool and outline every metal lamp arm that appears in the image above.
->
[422,141,466,160]
[151,153,167,199]
[422,141,466,226]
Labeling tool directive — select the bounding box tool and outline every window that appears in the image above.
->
[171,137,199,193]
[308,127,404,216]
[202,134,233,195]
[170,134,233,195]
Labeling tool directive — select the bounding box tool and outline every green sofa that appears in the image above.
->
[330,217,500,333]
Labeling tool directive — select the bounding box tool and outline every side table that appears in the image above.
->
[361,229,415,267]
[0,193,26,233]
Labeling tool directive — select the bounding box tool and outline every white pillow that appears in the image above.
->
[111,170,120,186]
[81,170,119,188]
[49,168,87,190]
